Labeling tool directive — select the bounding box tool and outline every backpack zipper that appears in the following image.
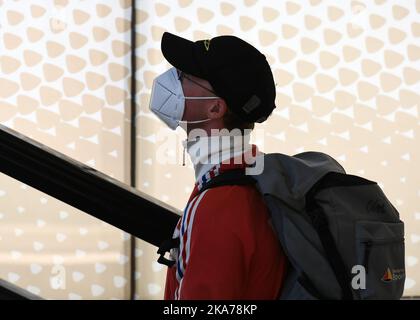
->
[361,238,404,273]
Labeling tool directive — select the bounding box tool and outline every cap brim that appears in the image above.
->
[161,32,205,78]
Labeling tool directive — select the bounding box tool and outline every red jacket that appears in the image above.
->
[164,146,288,300]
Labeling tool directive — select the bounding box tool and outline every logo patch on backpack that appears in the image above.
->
[381,268,405,283]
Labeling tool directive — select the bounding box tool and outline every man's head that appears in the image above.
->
[150,32,276,135]
[176,70,226,134]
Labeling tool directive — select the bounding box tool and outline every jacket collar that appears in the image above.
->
[187,144,261,202]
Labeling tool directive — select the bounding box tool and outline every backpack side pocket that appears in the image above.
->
[355,220,405,299]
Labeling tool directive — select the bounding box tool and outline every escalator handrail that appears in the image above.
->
[0,279,43,300]
[0,124,180,248]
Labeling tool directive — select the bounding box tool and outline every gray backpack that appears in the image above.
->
[200,151,406,300]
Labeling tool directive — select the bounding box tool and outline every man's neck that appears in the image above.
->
[183,134,252,181]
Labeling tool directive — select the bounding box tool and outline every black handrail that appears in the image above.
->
[0,279,43,300]
[0,124,180,247]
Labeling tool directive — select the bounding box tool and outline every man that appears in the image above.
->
[150,32,288,299]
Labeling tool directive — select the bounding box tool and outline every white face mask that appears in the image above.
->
[149,67,220,130]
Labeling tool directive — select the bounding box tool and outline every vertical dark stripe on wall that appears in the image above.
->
[130,0,137,300]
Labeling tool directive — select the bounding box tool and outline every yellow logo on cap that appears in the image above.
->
[204,39,211,51]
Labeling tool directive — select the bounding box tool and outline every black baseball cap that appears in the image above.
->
[161,32,276,123]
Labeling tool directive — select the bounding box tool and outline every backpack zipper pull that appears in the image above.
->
[363,240,373,274]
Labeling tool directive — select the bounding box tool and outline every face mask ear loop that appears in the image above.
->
[182,144,186,166]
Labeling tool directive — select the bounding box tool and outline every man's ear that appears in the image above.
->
[208,99,228,120]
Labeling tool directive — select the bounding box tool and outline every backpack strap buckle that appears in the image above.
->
[157,237,180,267]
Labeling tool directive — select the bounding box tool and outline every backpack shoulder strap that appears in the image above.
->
[156,169,255,267]
[198,169,256,194]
